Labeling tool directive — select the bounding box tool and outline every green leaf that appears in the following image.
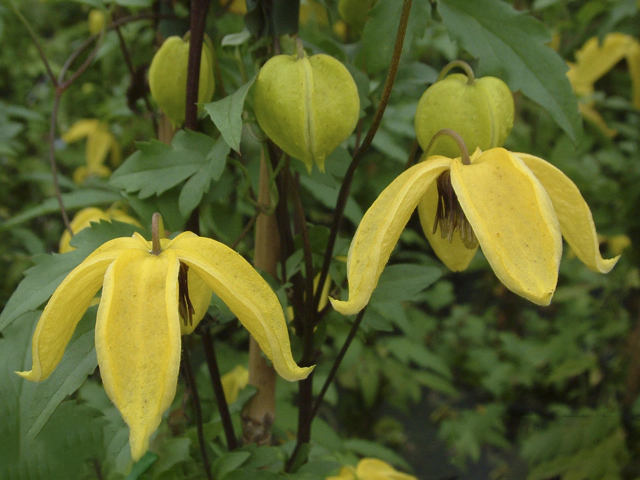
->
[438,0,582,141]
[25,306,98,443]
[178,136,231,217]
[110,130,215,198]
[0,189,123,230]
[0,220,142,332]
[113,0,152,6]
[0,312,104,479]
[211,451,251,479]
[204,78,256,153]
[360,0,403,75]
[370,264,442,303]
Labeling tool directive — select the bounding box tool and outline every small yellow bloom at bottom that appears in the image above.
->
[327,459,416,480]
[59,207,141,253]
[221,365,249,404]
[17,231,313,461]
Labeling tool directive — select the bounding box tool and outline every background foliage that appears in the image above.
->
[1,0,640,479]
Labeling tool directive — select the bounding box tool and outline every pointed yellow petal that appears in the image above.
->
[86,129,113,170]
[452,149,562,305]
[578,103,618,138]
[417,180,478,272]
[62,119,100,143]
[96,248,181,461]
[168,233,313,382]
[16,237,143,382]
[517,153,619,273]
[357,458,417,480]
[330,158,451,315]
[567,34,636,96]
[59,207,110,253]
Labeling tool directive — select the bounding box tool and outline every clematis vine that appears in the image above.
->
[331,137,618,315]
[18,214,313,461]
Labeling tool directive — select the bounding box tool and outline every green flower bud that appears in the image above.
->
[148,36,216,128]
[415,65,514,158]
[254,49,360,172]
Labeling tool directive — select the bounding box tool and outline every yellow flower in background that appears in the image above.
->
[221,365,249,404]
[567,33,640,136]
[221,0,246,15]
[59,207,141,254]
[327,458,416,480]
[300,0,328,26]
[17,227,313,461]
[331,148,618,314]
[88,9,106,36]
[63,119,121,184]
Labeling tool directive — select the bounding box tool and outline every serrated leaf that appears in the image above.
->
[110,130,215,198]
[25,307,98,443]
[211,451,251,479]
[370,264,442,303]
[204,78,255,152]
[438,0,582,141]
[178,136,230,217]
[0,220,142,332]
[0,189,123,230]
[150,438,191,477]
[0,313,104,479]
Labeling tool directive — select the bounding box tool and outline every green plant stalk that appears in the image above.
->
[241,150,279,445]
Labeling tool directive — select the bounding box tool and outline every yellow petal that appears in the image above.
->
[17,236,143,381]
[452,149,562,305]
[516,153,619,273]
[330,157,451,315]
[578,103,618,138]
[221,365,249,404]
[357,458,417,480]
[86,129,113,170]
[59,207,110,253]
[326,466,357,480]
[567,33,636,97]
[417,180,478,271]
[167,233,313,382]
[179,264,212,335]
[62,119,100,143]
[96,248,181,461]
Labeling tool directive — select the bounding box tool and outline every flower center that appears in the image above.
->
[178,262,195,326]
[432,171,479,250]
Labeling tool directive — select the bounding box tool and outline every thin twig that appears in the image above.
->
[200,321,238,450]
[49,93,72,235]
[8,0,57,86]
[313,0,413,313]
[182,344,214,480]
[404,139,420,171]
[230,211,259,250]
[285,308,367,471]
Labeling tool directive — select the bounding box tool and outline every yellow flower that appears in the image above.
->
[327,458,416,480]
[566,33,640,136]
[331,148,618,314]
[221,364,249,404]
[17,231,313,461]
[63,119,121,184]
[59,207,141,254]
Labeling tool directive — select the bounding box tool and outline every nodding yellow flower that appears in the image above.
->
[63,119,121,184]
[17,227,313,461]
[59,207,141,254]
[567,33,640,136]
[326,458,417,480]
[331,148,618,314]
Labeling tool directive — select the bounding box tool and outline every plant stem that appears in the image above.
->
[48,93,72,235]
[200,321,238,450]
[242,150,279,445]
[185,0,211,131]
[313,0,413,313]
[285,308,367,471]
[437,59,475,84]
[182,343,213,480]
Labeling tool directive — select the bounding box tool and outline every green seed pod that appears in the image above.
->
[254,50,360,172]
[338,0,377,34]
[414,65,514,158]
[148,36,215,128]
